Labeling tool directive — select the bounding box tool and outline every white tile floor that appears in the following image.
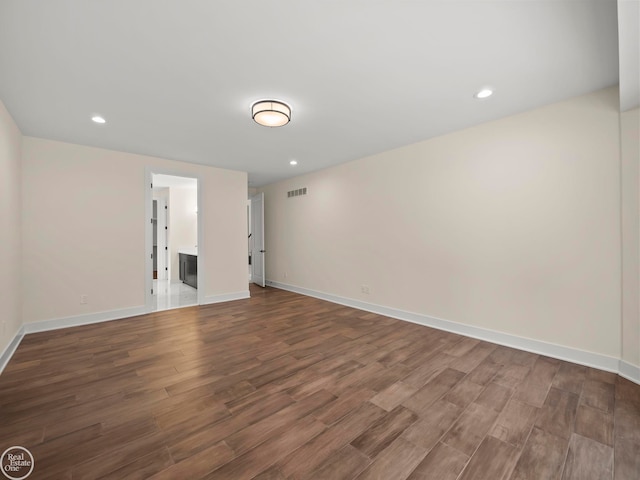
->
[153,279,197,311]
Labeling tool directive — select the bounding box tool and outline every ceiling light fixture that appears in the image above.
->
[289,160,298,166]
[91,115,106,124]
[474,89,493,99]
[251,100,291,127]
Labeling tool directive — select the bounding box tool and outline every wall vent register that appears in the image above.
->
[287,187,307,198]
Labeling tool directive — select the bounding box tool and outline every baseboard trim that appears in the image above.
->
[619,360,640,384]
[23,305,149,334]
[0,326,26,375]
[267,280,627,378]
[202,291,250,305]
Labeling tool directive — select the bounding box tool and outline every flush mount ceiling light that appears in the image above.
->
[289,160,298,166]
[91,115,106,124]
[251,100,291,127]
[474,88,493,99]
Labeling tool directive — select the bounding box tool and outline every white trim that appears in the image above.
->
[0,326,26,375]
[2,283,636,385]
[267,280,628,377]
[619,360,640,384]
[22,305,148,334]
[202,291,250,305]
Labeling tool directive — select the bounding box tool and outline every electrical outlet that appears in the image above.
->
[361,285,370,294]
[80,294,88,305]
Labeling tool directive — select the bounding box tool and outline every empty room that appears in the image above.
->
[0,1,639,479]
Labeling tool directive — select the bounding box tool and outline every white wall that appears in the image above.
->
[0,100,22,357]
[621,107,640,369]
[21,137,248,324]
[169,186,198,281]
[262,88,622,360]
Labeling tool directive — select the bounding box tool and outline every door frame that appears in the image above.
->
[145,167,203,312]
[250,192,265,287]
[154,193,169,280]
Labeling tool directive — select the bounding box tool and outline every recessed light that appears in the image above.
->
[289,160,298,166]
[91,115,106,124]
[474,89,493,99]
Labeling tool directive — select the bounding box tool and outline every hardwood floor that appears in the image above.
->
[1,285,639,479]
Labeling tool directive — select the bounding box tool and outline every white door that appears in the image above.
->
[251,192,266,287]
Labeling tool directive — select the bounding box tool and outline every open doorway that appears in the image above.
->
[249,192,265,287]
[146,170,201,311]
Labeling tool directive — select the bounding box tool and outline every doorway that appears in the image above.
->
[249,192,265,287]
[145,169,202,312]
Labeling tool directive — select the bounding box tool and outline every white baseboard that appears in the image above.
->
[267,280,630,380]
[0,326,26,375]
[202,290,250,305]
[619,360,640,384]
[3,283,637,385]
[23,305,149,334]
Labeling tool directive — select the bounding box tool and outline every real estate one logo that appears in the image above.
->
[1,447,34,480]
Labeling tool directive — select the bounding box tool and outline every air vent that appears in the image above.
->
[287,187,307,198]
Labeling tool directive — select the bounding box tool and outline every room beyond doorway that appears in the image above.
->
[146,170,201,312]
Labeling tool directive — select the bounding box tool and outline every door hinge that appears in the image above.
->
[165,267,168,271]
[165,226,168,230]
[165,246,168,250]
[151,253,153,259]
[151,288,153,294]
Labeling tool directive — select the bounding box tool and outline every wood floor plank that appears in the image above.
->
[350,405,418,458]
[370,381,419,412]
[449,342,497,374]
[401,399,463,451]
[406,441,469,480]
[206,415,326,479]
[150,441,235,480]
[509,427,568,480]
[491,399,538,448]
[224,389,335,456]
[354,437,426,480]
[466,357,503,386]
[552,362,586,395]
[402,352,458,389]
[613,393,640,480]
[458,436,519,480]
[442,378,484,409]
[574,404,613,446]
[313,386,376,425]
[561,433,614,480]
[493,364,530,389]
[307,444,371,480]
[474,381,512,413]
[277,401,385,479]
[0,285,637,480]
[535,387,579,440]
[441,402,499,456]
[99,446,174,480]
[402,368,465,414]
[581,379,615,413]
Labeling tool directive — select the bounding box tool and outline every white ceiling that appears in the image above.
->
[0,1,625,186]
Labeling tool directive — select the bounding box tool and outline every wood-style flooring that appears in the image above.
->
[1,285,639,479]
